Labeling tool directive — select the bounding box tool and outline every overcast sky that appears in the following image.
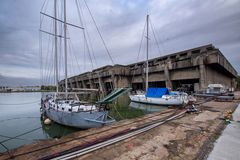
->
[0,0,240,86]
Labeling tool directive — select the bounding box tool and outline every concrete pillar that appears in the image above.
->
[69,80,73,89]
[98,77,106,94]
[111,73,119,89]
[164,62,173,89]
[89,79,94,89]
[142,65,146,90]
[118,76,130,88]
[231,78,236,91]
[81,80,86,88]
[199,56,207,90]
[75,78,80,88]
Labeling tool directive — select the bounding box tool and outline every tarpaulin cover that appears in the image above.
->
[146,88,169,98]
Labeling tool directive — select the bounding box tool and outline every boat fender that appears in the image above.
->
[44,118,52,125]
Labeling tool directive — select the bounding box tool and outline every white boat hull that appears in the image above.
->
[41,98,115,129]
[129,94,185,106]
[43,107,113,129]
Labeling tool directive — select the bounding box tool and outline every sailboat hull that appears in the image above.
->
[42,107,114,129]
[129,95,184,106]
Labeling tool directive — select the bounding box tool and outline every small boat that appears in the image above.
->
[130,88,188,106]
[206,84,226,95]
[129,15,188,106]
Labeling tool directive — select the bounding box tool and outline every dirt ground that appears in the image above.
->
[76,101,239,160]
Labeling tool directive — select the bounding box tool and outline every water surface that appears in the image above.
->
[0,92,166,152]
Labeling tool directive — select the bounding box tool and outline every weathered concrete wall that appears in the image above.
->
[206,65,233,89]
[170,67,199,80]
[59,44,237,93]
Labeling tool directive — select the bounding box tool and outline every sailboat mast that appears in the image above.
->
[146,15,149,91]
[54,0,59,93]
[64,0,68,98]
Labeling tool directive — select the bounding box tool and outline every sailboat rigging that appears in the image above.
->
[129,15,189,106]
[40,0,116,129]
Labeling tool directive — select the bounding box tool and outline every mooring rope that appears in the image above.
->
[0,126,42,144]
[4,109,177,159]
[113,101,124,120]
[0,134,44,142]
[0,100,40,105]
[0,117,40,123]
[0,142,12,158]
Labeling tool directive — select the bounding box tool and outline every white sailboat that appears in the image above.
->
[129,15,188,106]
[40,0,115,129]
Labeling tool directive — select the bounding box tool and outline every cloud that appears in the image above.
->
[0,0,239,86]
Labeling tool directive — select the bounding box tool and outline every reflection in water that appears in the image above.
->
[129,102,167,113]
[0,92,167,152]
[41,121,81,139]
[108,94,145,121]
